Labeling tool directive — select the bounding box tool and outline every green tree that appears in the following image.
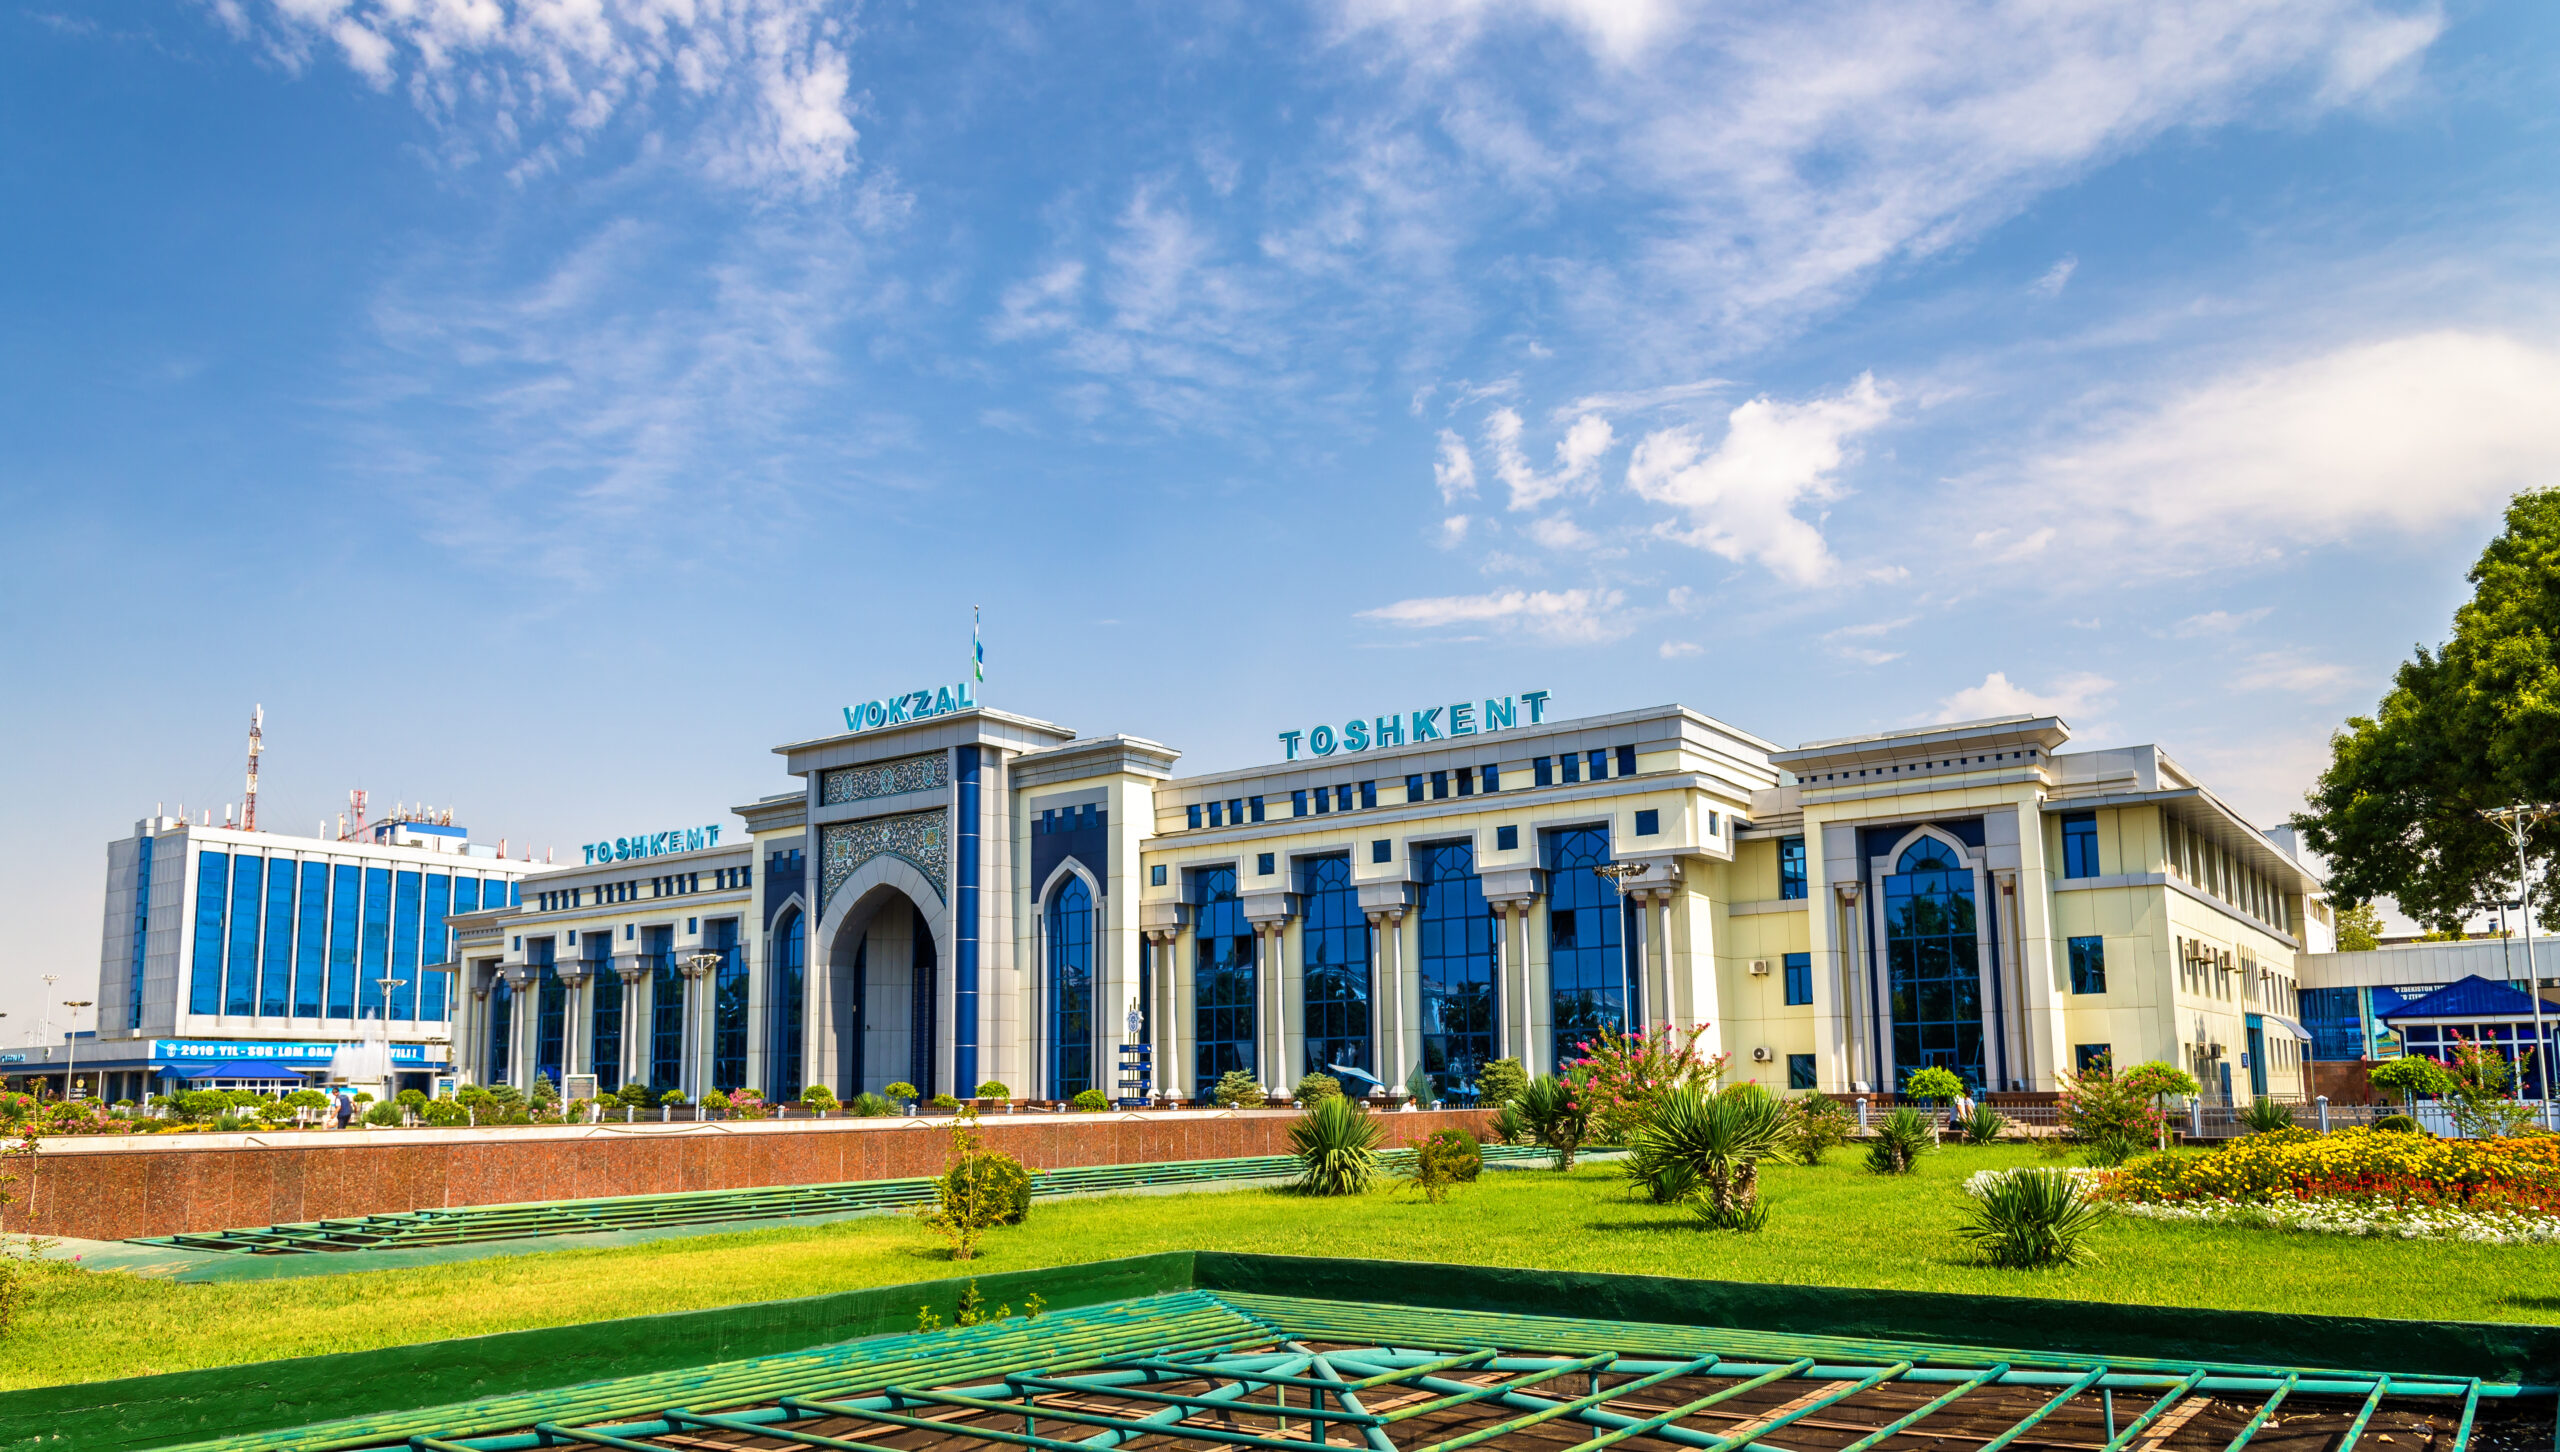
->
[2369,1054,2455,1108]
[1903,1067,1966,1105]
[2334,902,2383,952]
[2119,1061,2200,1151]
[2297,491,2560,932]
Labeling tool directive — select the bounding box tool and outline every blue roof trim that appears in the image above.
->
[2377,973,2547,1021]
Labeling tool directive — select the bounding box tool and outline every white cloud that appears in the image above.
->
[2030,255,2078,299]
[2233,652,2357,697]
[2030,331,2560,560]
[221,0,867,194]
[2173,607,2274,637]
[1483,407,1615,512]
[1433,428,1478,503]
[1625,373,1893,586]
[1835,646,1905,667]
[1437,514,1472,547]
[1659,640,1703,659]
[1357,587,1633,643]
[1934,670,2113,725]
[1524,515,1597,550]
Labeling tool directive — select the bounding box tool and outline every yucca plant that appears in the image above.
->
[1620,1134,1699,1204]
[1868,1105,1935,1174]
[1514,1074,1590,1170]
[1957,1168,2108,1268]
[1957,1101,2007,1145]
[1289,1094,1384,1195]
[1644,1083,1786,1230]
[2240,1096,2296,1134]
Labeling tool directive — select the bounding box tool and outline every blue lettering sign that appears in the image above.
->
[583,825,726,865]
[1271,691,1549,765]
[842,680,977,736]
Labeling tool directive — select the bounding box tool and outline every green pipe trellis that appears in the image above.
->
[132,1146,1560,1255]
[144,1290,2552,1452]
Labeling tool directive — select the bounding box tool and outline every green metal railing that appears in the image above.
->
[148,1288,2552,1452]
[131,1144,1561,1255]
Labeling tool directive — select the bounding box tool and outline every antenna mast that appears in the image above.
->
[242,705,265,833]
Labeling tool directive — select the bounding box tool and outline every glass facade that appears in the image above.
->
[359,867,392,1019]
[532,937,564,1087]
[1883,837,1983,1090]
[711,918,747,1091]
[2067,935,2106,994]
[295,861,327,1017]
[128,835,154,1030]
[1416,840,1496,1095]
[391,870,422,1020]
[1543,827,1629,1068]
[1191,866,1255,1096]
[587,932,621,1094]
[485,973,513,1085]
[259,862,294,1017]
[2060,812,2100,879]
[421,873,452,1021]
[2301,986,2367,1061]
[770,909,805,1101]
[1299,854,1370,1078]
[189,850,228,1015]
[225,853,262,1015]
[1778,836,1807,900]
[327,863,359,1019]
[1046,877,1095,1099]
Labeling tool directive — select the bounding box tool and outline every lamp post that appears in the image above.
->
[61,1000,94,1103]
[2480,804,2556,1103]
[376,975,407,1104]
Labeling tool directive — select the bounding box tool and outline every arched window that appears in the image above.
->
[1884,835,1981,1090]
[769,909,805,1101]
[1047,877,1095,1099]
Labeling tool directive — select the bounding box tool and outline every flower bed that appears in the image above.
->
[2100,1127,2560,1242]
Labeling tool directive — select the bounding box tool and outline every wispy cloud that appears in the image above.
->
[1934,670,2114,726]
[214,0,873,195]
[2232,652,2357,697]
[2173,607,2274,637]
[2030,256,2078,299]
[1625,373,1894,586]
[1357,586,1634,643]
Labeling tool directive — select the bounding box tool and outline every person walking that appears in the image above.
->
[334,1090,354,1129]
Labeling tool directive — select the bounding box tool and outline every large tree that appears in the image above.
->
[2297,491,2560,931]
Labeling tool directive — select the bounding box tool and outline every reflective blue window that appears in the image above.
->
[1191,866,1255,1097]
[1249,796,1265,823]
[2075,1043,2112,1076]
[1417,841,1496,1096]
[1783,951,1813,1006]
[586,932,621,1094]
[1496,824,1518,851]
[226,854,263,1015]
[1292,790,1309,817]
[391,870,422,1020]
[484,973,513,1085]
[1299,854,1369,1079]
[1359,781,1378,809]
[295,861,328,1018]
[1616,746,1637,776]
[1483,763,1501,792]
[2301,986,2365,1061]
[1634,809,1660,837]
[188,850,229,1015]
[327,863,360,1019]
[1560,753,1581,784]
[1884,837,1983,1090]
[2060,812,2100,879]
[1372,839,1392,864]
[1047,877,1095,1098]
[1588,749,1609,780]
[1187,803,1203,830]
[648,925,682,1089]
[1778,836,1807,900]
[128,835,154,1030]
[1534,757,1554,788]
[2068,935,2107,994]
[711,919,747,1091]
[770,909,805,1100]
[421,873,451,1021]
[359,867,392,1019]
[1314,787,1331,815]
[1430,770,1448,799]
[1456,767,1475,796]
[1542,828,1627,1069]
[532,936,564,1087]
[1207,801,1223,828]
[1788,1052,1817,1090]
[1405,774,1425,803]
[260,859,295,1017]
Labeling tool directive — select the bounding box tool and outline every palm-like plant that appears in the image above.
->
[1868,1105,1935,1174]
[1957,1102,2007,1144]
[2240,1096,2296,1134]
[1289,1094,1384,1195]
[1958,1168,2108,1268]
[1643,1083,1786,1230]
[1514,1074,1590,1170]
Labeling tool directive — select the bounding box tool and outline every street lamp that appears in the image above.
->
[2480,804,2556,1103]
[376,975,408,1103]
[61,1000,94,1103]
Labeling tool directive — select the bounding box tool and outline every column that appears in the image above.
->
[1384,908,1411,1095]
[619,962,649,1090]
[467,981,491,1086]
[684,956,714,1095]
[1255,920,1288,1093]
[1363,911,1387,1098]
[1648,889,1675,1031]
[555,964,589,1080]
[1168,925,1194,1101]
[1833,882,1866,1091]
[502,966,537,1094]
[1147,929,1178,1100]
[1489,901,1516,1061]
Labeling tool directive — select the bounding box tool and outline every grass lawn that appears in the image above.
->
[11,1143,2560,1391]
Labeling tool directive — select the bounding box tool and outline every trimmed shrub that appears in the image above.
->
[850,1091,894,1117]
[930,1093,962,1111]
[660,1090,688,1108]
[395,1088,427,1109]
[1781,1093,1853,1164]
[1960,1167,2108,1268]
[421,1097,469,1127]
[1070,1088,1109,1112]
[1868,1106,1935,1174]
[975,1081,1011,1100]
[1213,1070,1267,1109]
[799,1085,839,1111]
[362,1100,403,1127]
[885,1081,921,1104]
[1476,1057,1529,1108]
[1903,1067,1966,1105]
[2374,1112,2425,1134]
[1293,1073,1343,1106]
[1290,1095,1383,1196]
[702,1090,733,1113]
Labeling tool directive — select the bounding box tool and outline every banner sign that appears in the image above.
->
[152,1040,446,1065]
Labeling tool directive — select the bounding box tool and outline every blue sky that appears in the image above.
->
[6,0,2559,1028]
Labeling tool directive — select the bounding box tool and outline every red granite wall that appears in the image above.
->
[8,1110,1495,1241]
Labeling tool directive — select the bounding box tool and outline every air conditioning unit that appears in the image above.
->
[1749,958,1770,976]
[1751,1046,1774,1063]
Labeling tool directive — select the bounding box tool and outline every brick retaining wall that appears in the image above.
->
[5,1109,1496,1241]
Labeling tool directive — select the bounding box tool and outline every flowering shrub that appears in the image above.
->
[2113,1196,2560,1243]
[1560,1023,1726,1145]
[2107,1127,2560,1218]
